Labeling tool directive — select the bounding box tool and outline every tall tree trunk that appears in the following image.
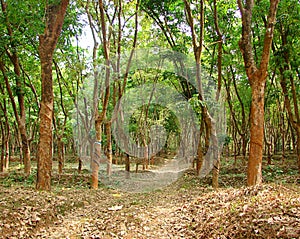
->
[184,0,220,187]
[90,0,111,189]
[36,0,69,191]
[238,0,279,186]
[184,0,205,172]
[0,0,31,176]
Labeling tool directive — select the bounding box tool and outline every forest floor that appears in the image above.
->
[0,156,299,239]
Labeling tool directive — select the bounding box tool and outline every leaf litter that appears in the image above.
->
[0,169,299,239]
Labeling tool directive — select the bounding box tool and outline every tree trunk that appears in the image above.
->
[20,124,30,176]
[125,153,130,172]
[281,113,286,164]
[264,131,272,165]
[196,135,204,175]
[0,93,10,172]
[277,21,300,174]
[184,0,217,183]
[57,136,64,175]
[36,50,54,190]
[238,0,279,186]
[0,123,5,172]
[105,121,112,177]
[4,134,9,171]
[290,122,296,155]
[142,138,149,170]
[36,0,69,191]
[0,121,9,172]
[125,153,130,179]
[91,119,102,189]
[297,131,300,174]
[78,156,82,174]
[224,72,248,166]
[247,76,265,185]
[89,0,111,189]
[54,61,68,175]
[0,58,30,176]
[0,0,31,176]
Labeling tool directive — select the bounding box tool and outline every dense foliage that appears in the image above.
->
[0,0,299,186]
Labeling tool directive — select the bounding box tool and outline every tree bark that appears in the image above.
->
[36,0,69,191]
[238,0,279,186]
[247,74,265,185]
[0,121,10,172]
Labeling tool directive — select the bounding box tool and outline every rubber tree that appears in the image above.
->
[36,0,69,191]
[238,0,280,186]
[0,0,32,176]
[275,0,300,172]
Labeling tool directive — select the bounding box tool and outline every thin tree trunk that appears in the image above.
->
[53,60,68,175]
[0,123,5,172]
[0,120,10,172]
[0,90,10,172]
[277,22,300,173]
[297,131,300,174]
[213,0,223,101]
[281,113,285,164]
[224,72,248,165]
[184,0,221,187]
[105,121,112,176]
[78,156,82,173]
[57,136,64,175]
[196,120,204,174]
[90,0,111,189]
[264,126,272,165]
[125,153,130,179]
[0,0,31,176]
[4,127,9,170]
[91,120,102,189]
[143,138,149,170]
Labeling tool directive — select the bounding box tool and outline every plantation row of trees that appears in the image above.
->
[0,0,299,190]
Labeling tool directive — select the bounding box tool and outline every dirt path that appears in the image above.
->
[34,186,200,239]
